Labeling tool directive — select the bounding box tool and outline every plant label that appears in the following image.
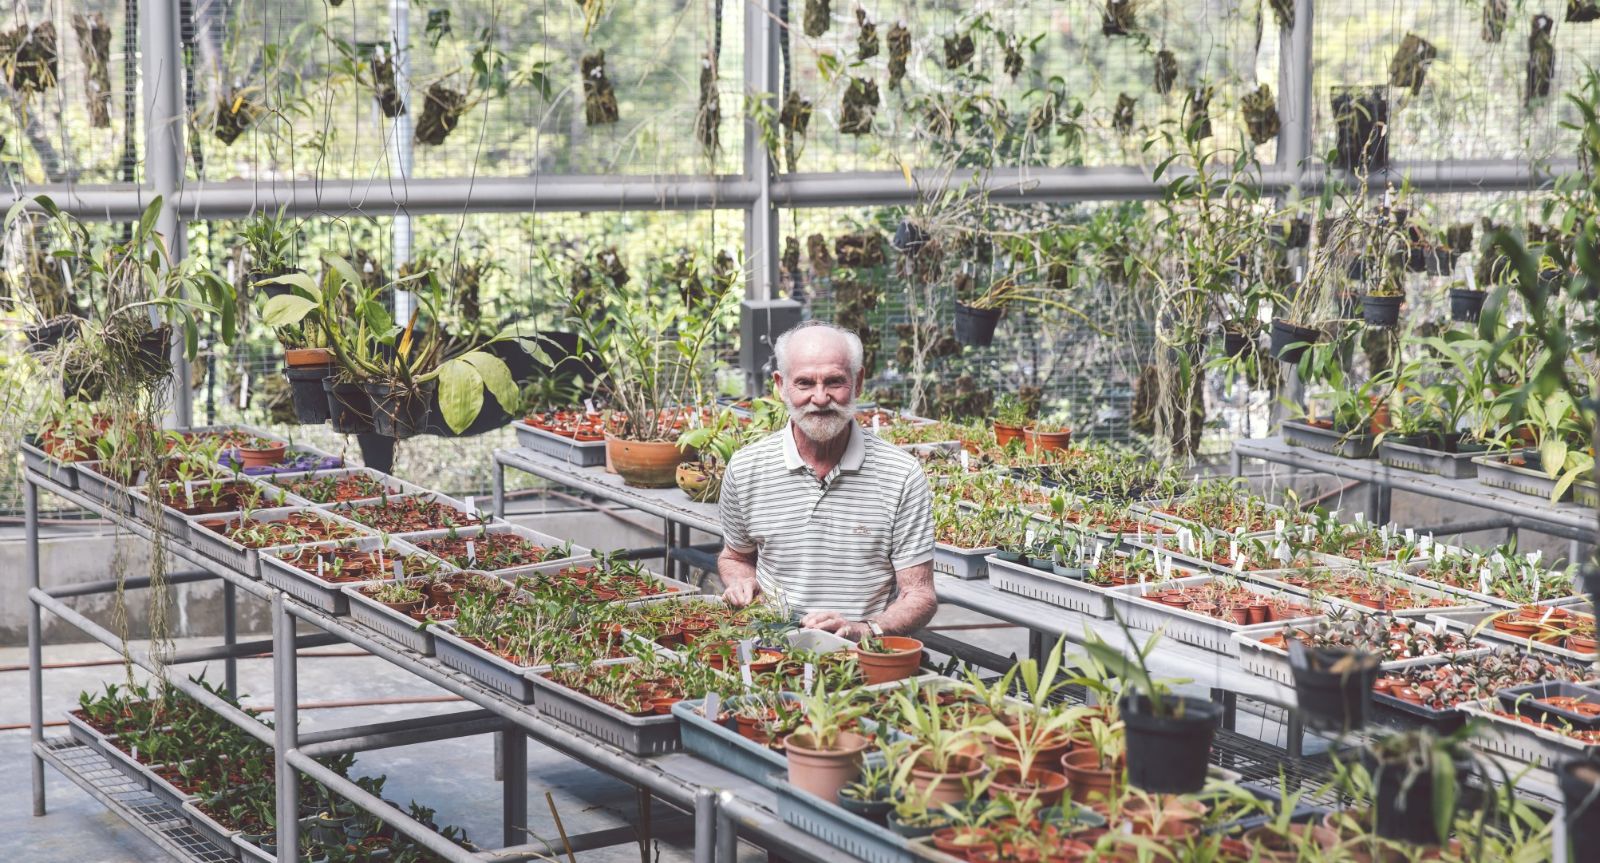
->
[465,495,476,517]
[185,485,194,508]
[704,692,719,719]
[394,559,405,581]
[318,556,325,578]
[1404,528,1415,543]
[1434,617,1448,635]
[740,662,754,688]
[239,368,250,409]
[738,639,753,663]
[378,549,386,576]
[1354,511,1365,524]
[1480,568,1492,595]
[1274,519,1285,538]
[1541,605,1555,625]
[1234,555,1246,573]
[584,398,596,414]
[1229,538,1239,562]
[1302,525,1313,545]
[872,415,881,432]
[466,540,477,563]
[803,663,814,691]
[958,450,969,470]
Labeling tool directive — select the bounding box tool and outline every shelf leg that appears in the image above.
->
[502,729,527,847]
[26,479,44,817]
[637,787,652,863]
[273,592,300,859]
[493,458,506,519]
[664,518,676,581]
[714,792,736,863]
[223,580,238,698]
[1286,710,1304,759]
[693,789,715,863]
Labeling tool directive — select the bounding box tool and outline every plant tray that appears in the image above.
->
[1385,565,1580,609]
[181,799,241,857]
[1575,480,1599,509]
[1281,421,1378,459]
[324,490,491,537]
[129,480,308,546]
[1473,451,1571,502]
[190,507,369,578]
[65,711,112,751]
[512,420,608,467]
[1377,440,1481,480]
[255,467,424,506]
[343,584,438,655]
[404,523,590,575]
[236,837,274,863]
[932,542,1001,580]
[1106,575,1328,656]
[1244,566,1481,620]
[258,536,421,615]
[1497,681,1600,729]
[529,667,684,756]
[100,741,152,790]
[773,780,915,863]
[431,624,541,703]
[1231,622,1482,686]
[20,435,82,489]
[75,462,136,512]
[987,554,1117,619]
[1457,697,1600,771]
[1425,608,1598,661]
[673,697,788,788]
[514,558,700,603]
[1370,689,1468,733]
[145,762,197,813]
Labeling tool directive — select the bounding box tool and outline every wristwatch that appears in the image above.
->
[865,619,885,638]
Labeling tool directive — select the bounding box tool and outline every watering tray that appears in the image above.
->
[1106,575,1330,656]
[1281,421,1377,459]
[987,554,1124,619]
[431,623,543,703]
[1377,440,1481,480]
[528,663,683,756]
[180,799,242,858]
[674,696,790,788]
[512,420,608,467]
[1231,622,1483,686]
[20,435,84,489]
[404,523,590,575]
[259,536,426,615]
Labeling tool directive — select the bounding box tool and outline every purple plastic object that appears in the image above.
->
[219,449,343,476]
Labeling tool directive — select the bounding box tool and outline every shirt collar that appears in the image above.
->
[781,419,867,473]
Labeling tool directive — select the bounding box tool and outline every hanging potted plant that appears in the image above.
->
[239,207,301,298]
[581,50,620,128]
[1331,86,1389,172]
[1528,15,1555,105]
[70,13,112,128]
[1362,727,1500,846]
[1287,637,1381,734]
[1102,0,1143,37]
[3,202,80,353]
[1082,628,1220,795]
[416,41,526,146]
[1363,272,1405,328]
[1241,85,1280,146]
[1153,49,1178,96]
[782,685,871,803]
[840,76,880,135]
[1388,32,1438,93]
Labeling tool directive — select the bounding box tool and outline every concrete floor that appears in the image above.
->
[0,603,1027,863]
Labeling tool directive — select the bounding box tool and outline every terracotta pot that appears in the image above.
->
[1242,823,1339,860]
[1567,633,1599,654]
[651,697,682,715]
[989,766,1068,807]
[1246,601,1269,624]
[377,598,424,617]
[1492,618,1541,639]
[784,730,870,803]
[908,753,988,806]
[931,827,996,858]
[1060,748,1120,804]
[852,636,923,685]
[991,729,1073,771]
[284,347,334,367]
[236,442,288,469]
[1023,427,1072,455]
[993,422,1024,448]
[734,712,773,744]
[606,435,695,488]
[1227,606,1250,625]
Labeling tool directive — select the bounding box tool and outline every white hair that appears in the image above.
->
[773,320,864,379]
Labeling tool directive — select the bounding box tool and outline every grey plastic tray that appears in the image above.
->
[258,536,421,615]
[323,490,493,537]
[100,741,152,790]
[1377,440,1481,480]
[255,466,424,506]
[932,542,1001,580]
[529,665,683,755]
[1576,481,1599,509]
[181,799,242,858]
[1457,697,1600,772]
[190,507,369,578]
[405,522,590,574]
[1106,575,1329,656]
[773,781,915,863]
[988,552,1200,620]
[673,697,788,787]
[512,420,608,467]
[431,624,541,703]
[75,462,136,512]
[1282,420,1377,459]
[144,761,197,813]
[343,583,438,655]
[511,558,701,602]
[1425,607,1598,661]
[1473,452,1570,502]
[20,435,82,489]
[130,480,305,545]
[65,712,106,750]
[1231,621,1484,685]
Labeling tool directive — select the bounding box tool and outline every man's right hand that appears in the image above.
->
[722,576,761,607]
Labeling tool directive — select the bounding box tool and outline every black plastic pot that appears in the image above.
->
[1270,319,1321,364]
[1221,328,1253,358]
[1449,288,1487,322]
[953,302,1002,347]
[1283,217,1311,249]
[24,316,77,354]
[892,219,930,256]
[62,364,105,400]
[838,788,896,825]
[1290,646,1381,733]
[284,365,334,424]
[1362,295,1404,328]
[365,381,436,439]
[1560,759,1600,855]
[1120,693,1222,795]
[324,379,375,434]
[132,326,173,376]
[1331,86,1389,172]
[1368,751,1468,845]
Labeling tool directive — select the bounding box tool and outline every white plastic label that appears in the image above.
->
[239,369,250,409]
[1274,519,1285,538]
[393,559,405,581]
[740,662,754,687]
[704,692,720,719]
[1404,528,1415,543]
[872,415,881,432]
[959,450,970,470]
[803,663,814,692]
[185,485,194,508]
[584,398,597,414]
[317,556,325,578]
[465,496,476,516]
[1434,617,1447,635]
[1480,568,1492,595]
[1354,511,1365,524]
[1229,538,1239,562]
[1541,605,1556,625]
[466,540,477,563]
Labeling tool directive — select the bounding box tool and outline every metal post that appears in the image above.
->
[637,787,652,863]
[272,593,300,859]
[693,789,716,863]
[502,730,527,847]
[743,0,778,300]
[26,480,44,816]
[714,791,738,863]
[390,0,416,320]
[664,518,677,581]
[493,458,506,519]
[1276,0,1315,187]
[141,0,190,427]
[223,581,237,697]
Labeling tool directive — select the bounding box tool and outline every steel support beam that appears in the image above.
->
[273,593,300,862]
[27,481,44,817]
[42,569,214,597]
[503,729,528,848]
[287,750,482,863]
[141,0,190,427]
[744,0,779,299]
[1276,0,1314,183]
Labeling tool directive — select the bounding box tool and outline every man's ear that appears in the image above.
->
[772,370,784,392]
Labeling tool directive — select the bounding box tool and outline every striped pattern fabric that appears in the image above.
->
[720,421,934,619]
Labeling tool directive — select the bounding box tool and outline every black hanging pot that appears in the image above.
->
[1449,287,1487,322]
[1220,328,1254,358]
[365,380,436,439]
[283,365,335,424]
[1331,85,1389,172]
[62,364,106,401]
[1120,693,1222,795]
[1270,319,1321,364]
[24,316,78,354]
[251,267,304,299]
[132,326,173,376]
[1362,294,1404,327]
[1560,758,1600,855]
[1289,645,1381,733]
[324,378,375,434]
[892,219,931,256]
[1367,749,1469,845]
[953,302,1002,348]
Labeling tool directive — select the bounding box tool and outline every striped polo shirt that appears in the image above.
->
[720,420,935,619]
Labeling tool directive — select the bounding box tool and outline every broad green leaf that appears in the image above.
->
[138,196,163,240]
[1541,439,1568,479]
[461,352,520,415]
[1431,754,1456,845]
[437,358,484,434]
[261,294,317,327]
[327,255,365,292]
[259,272,320,301]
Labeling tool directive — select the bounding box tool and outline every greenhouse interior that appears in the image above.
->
[8,0,1600,861]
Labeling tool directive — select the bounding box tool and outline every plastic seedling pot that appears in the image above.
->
[1367,751,1466,846]
[1120,693,1222,795]
[1289,643,1381,733]
[1559,758,1600,856]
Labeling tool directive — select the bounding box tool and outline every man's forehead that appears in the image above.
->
[787,330,852,365]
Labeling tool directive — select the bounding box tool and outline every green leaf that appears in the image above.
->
[327,255,365,292]
[437,359,484,434]
[138,196,163,240]
[1430,754,1456,845]
[260,272,321,301]
[1541,439,1568,479]
[461,352,520,415]
[261,294,317,327]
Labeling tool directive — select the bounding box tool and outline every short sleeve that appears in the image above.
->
[889,468,935,570]
[719,457,756,553]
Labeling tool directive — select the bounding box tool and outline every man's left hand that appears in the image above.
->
[801,611,868,641]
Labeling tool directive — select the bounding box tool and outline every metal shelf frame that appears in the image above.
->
[22,463,844,863]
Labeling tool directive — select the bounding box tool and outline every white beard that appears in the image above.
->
[789,400,854,443]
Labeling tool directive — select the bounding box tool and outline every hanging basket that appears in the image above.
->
[325,378,374,434]
[953,302,1002,347]
[1449,288,1487,322]
[365,381,436,439]
[284,366,335,425]
[1362,295,1404,328]
[1270,319,1321,364]
[1331,86,1389,172]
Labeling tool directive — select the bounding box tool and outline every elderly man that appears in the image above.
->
[717,320,938,641]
